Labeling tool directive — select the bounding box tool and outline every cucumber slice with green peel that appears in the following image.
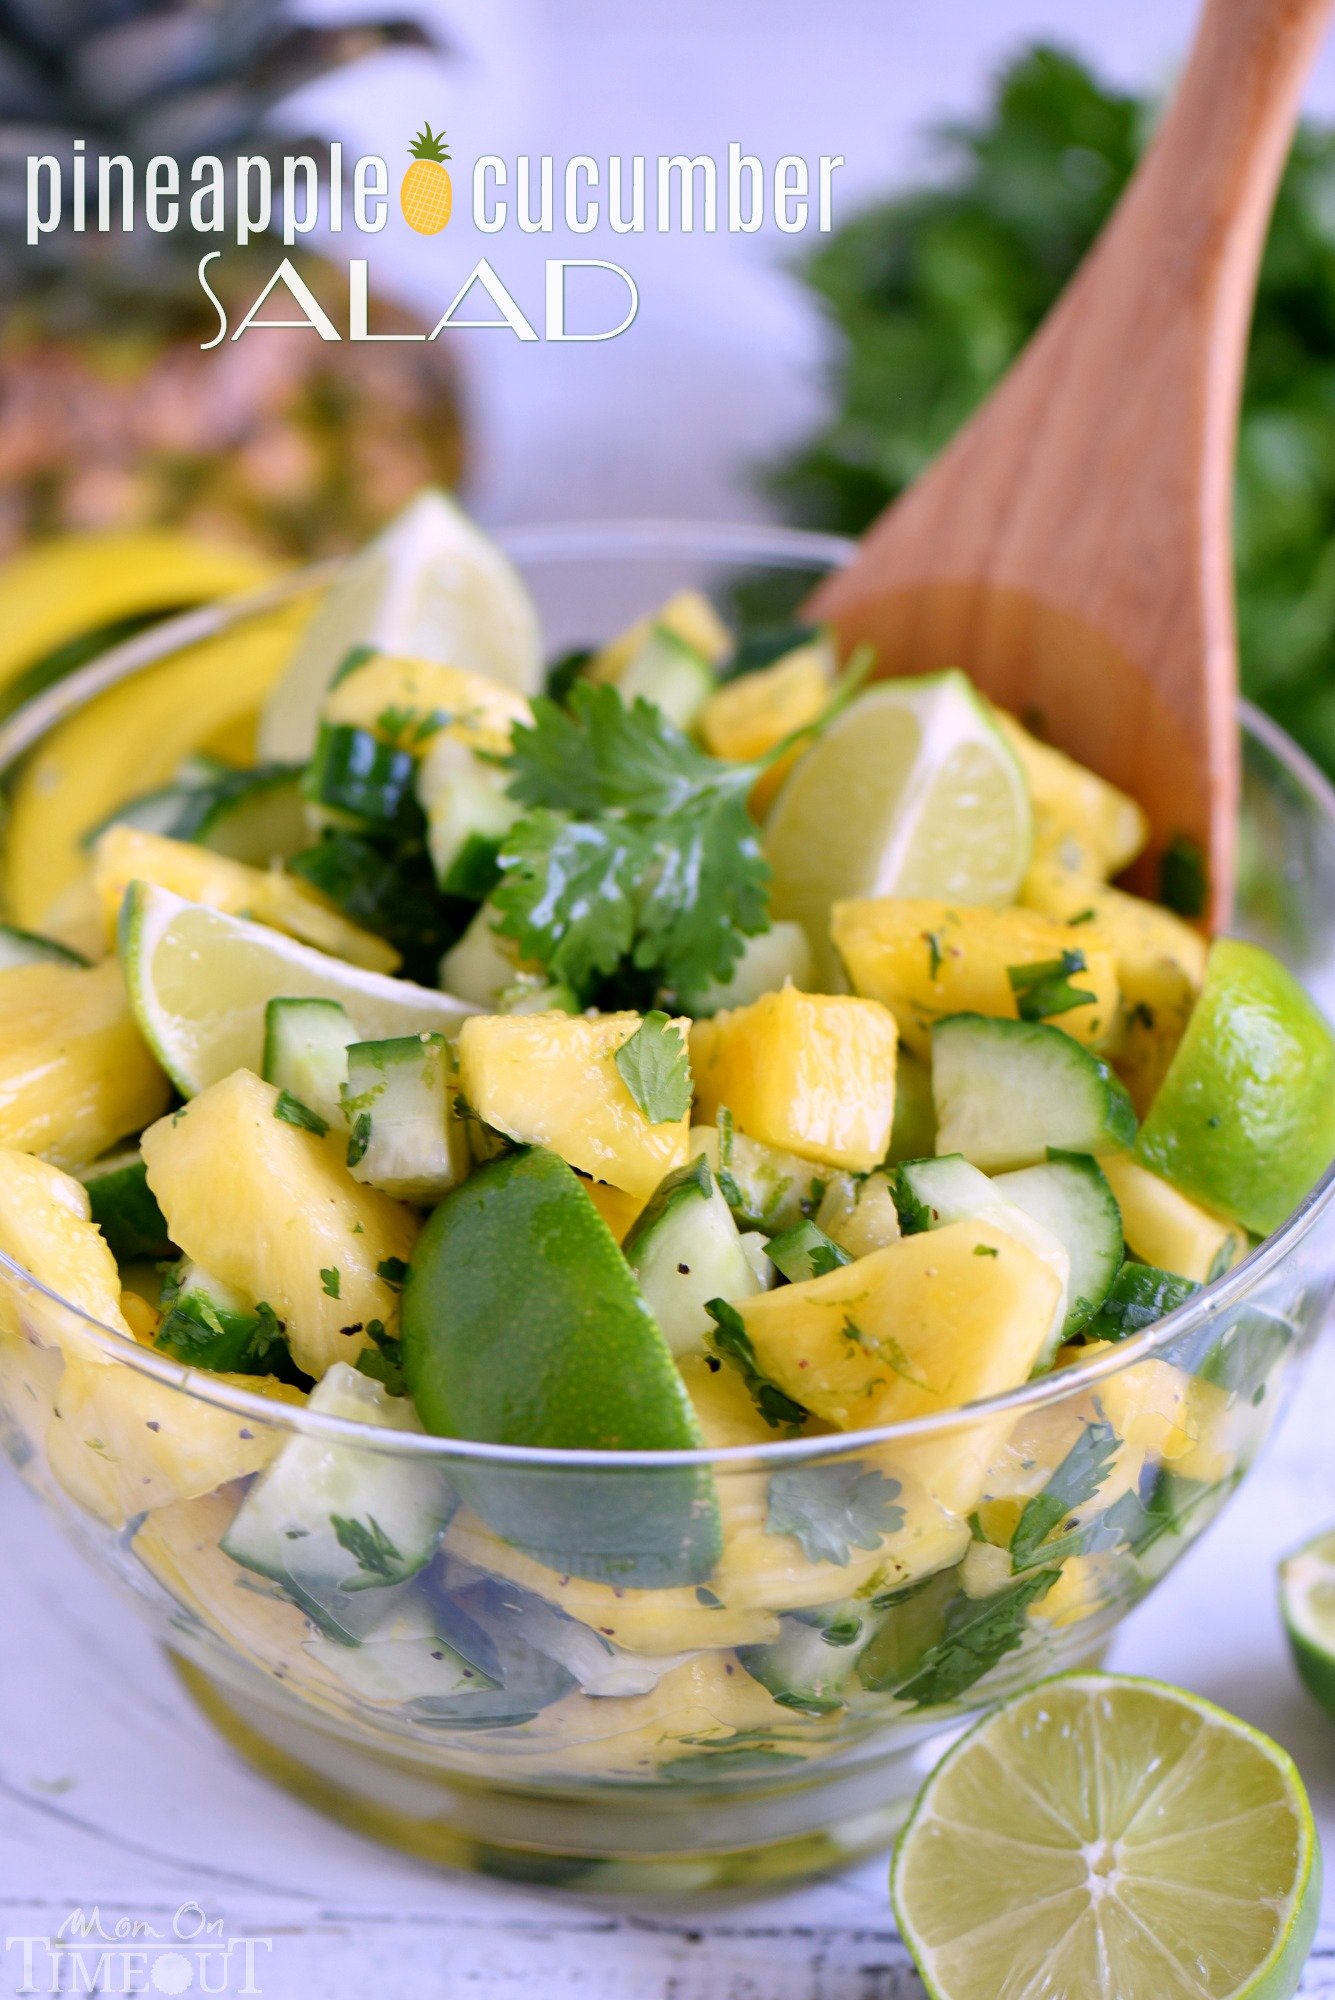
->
[932,1014,1137,1172]
[304,1594,502,1710]
[0,923,89,970]
[692,921,815,1016]
[623,1154,764,1356]
[442,1560,697,1699]
[302,722,422,837]
[79,1148,175,1262]
[991,1152,1122,1337]
[343,1033,467,1203]
[497,976,582,1016]
[221,1362,456,1641]
[263,997,357,1131]
[438,903,517,1010]
[417,735,521,899]
[1080,1261,1200,1343]
[766,1219,854,1284]
[153,1261,303,1380]
[738,1603,877,1715]
[179,765,307,866]
[618,624,715,732]
[402,1147,721,1587]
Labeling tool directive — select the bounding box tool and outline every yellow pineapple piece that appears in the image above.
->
[1172,1377,1241,1486]
[524,1652,805,1782]
[831,898,1118,1059]
[1032,1550,1123,1628]
[0,1146,129,1357]
[699,641,832,817]
[994,709,1148,876]
[119,1291,160,1344]
[458,1011,691,1199]
[322,652,531,757]
[690,987,898,1172]
[1097,1359,1199,1462]
[587,589,732,685]
[142,1068,419,1379]
[1098,1153,1246,1283]
[730,1219,1061,1433]
[91,825,398,975]
[0,960,170,1170]
[133,1489,319,1681]
[1021,854,1205,1114]
[580,1176,649,1244]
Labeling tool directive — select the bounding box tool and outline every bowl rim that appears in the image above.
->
[3,518,1333,1470]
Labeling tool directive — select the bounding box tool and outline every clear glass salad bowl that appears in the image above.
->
[0,523,1333,1897]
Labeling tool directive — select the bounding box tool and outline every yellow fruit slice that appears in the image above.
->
[457,1011,692,1199]
[1098,1152,1247,1283]
[0,1146,128,1355]
[0,960,170,1170]
[91,824,398,974]
[994,708,1148,876]
[142,1068,419,1380]
[586,588,732,685]
[4,595,315,930]
[690,986,898,1172]
[322,652,531,756]
[831,897,1119,1059]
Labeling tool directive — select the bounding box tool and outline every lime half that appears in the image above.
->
[893,1671,1320,2000]
[121,882,473,1096]
[1281,1528,1335,1719]
[259,490,542,762]
[764,671,1032,987]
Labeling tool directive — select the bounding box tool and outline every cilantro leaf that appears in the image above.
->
[705,1297,809,1432]
[320,1267,341,1300]
[376,1257,409,1292]
[331,1512,402,1582]
[766,1460,905,1566]
[1081,1262,1199,1343]
[274,1090,329,1137]
[894,1567,1060,1707]
[1007,951,1096,1022]
[614,1011,693,1123]
[1010,1419,1118,1569]
[355,1319,407,1396]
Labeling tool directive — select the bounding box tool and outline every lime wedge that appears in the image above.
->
[1136,937,1335,1237]
[120,882,473,1096]
[893,1672,1320,2000]
[1281,1528,1335,1718]
[764,672,1032,987]
[258,490,542,762]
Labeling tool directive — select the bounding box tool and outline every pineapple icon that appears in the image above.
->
[401,124,453,233]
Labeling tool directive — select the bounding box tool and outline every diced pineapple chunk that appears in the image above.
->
[993,710,1148,876]
[830,898,1118,1059]
[587,589,731,685]
[457,1011,691,1199]
[322,652,532,757]
[0,1146,129,1356]
[0,961,170,1171]
[1021,855,1205,1114]
[700,644,831,764]
[1032,1550,1123,1628]
[690,987,897,1172]
[141,1068,419,1378]
[133,1489,320,1680]
[580,1176,649,1244]
[530,1653,800,1781]
[730,1219,1062,1433]
[47,1359,305,1527]
[1096,1359,1198,1462]
[1098,1153,1245,1283]
[91,825,398,974]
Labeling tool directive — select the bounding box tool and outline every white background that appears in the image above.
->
[7,4,1335,1994]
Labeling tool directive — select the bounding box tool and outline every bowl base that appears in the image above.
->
[170,1651,959,1896]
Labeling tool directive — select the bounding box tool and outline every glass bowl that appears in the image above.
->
[1,523,1333,1899]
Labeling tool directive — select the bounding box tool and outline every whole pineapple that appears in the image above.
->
[0,0,466,563]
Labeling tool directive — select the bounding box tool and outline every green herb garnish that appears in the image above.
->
[613,1010,693,1123]
[766,1460,905,1567]
[273,1090,329,1137]
[1007,951,1095,1022]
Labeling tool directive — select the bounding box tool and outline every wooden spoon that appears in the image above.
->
[808,0,1334,927]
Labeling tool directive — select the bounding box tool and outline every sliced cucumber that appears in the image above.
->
[618,624,715,731]
[262,996,357,1131]
[0,923,89,970]
[932,1014,1137,1172]
[80,1148,175,1262]
[445,1561,696,1699]
[344,1033,466,1203]
[305,1593,499,1709]
[154,1261,299,1379]
[767,1219,853,1284]
[302,722,421,837]
[178,765,307,866]
[991,1152,1123,1336]
[623,1154,764,1357]
[417,735,520,900]
[222,1363,456,1642]
[738,1602,876,1715]
[438,904,517,1009]
[497,975,581,1016]
[694,1112,829,1234]
[692,921,815,1016]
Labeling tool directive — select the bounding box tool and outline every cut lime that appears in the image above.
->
[1136,937,1335,1237]
[764,672,1032,987]
[120,882,473,1096]
[893,1672,1320,2000]
[1281,1528,1335,1718]
[258,490,543,762]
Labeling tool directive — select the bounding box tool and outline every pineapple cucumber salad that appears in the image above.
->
[1,488,1333,1765]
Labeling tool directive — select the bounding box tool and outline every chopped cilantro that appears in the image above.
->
[766,1459,905,1566]
[893,1567,1060,1707]
[1009,1419,1118,1569]
[346,1112,372,1169]
[376,1257,409,1292]
[923,928,945,979]
[331,1512,402,1582]
[1160,835,1208,918]
[705,1297,809,1431]
[273,1090,329,1137]
[613,1011,693,1122]
[1081,1262,1199,1342]
[891,1164,935,1236]
[355,1320,407,1396]
[1068,907,1097,926]
[320,1267,342,1300]
[1007,950,1096,1021]
[973,1243,999,1258]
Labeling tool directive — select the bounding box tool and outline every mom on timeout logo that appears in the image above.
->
[24,128,846,349]
[6,1901,271,1995]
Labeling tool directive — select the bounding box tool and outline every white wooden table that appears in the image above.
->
[3,1334,1335,1998]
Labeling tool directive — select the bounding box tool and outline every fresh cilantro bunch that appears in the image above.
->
[492,683,774,1011]
[766,44,1335,774]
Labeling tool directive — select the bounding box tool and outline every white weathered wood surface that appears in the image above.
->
[2,1335,1334,1997]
